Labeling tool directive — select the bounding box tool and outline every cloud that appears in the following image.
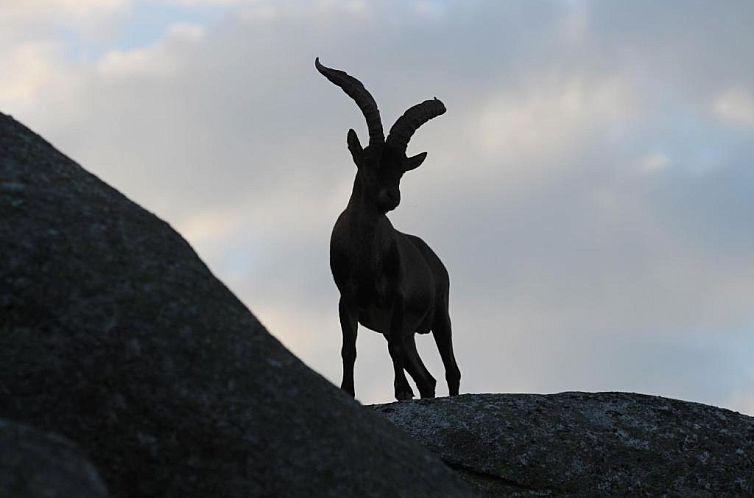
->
[471,73,634,185]
[713,88,754,127]
[97,23,206,77]
[0,42,62,107]
[730,391,754,416]
[2,0,753,411]
[164,0,257,5]
[0,0,127,22]
[0,0,129,42]
[639,152,670,174]
[0,0,135,119]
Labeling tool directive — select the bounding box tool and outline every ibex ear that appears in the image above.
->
[404,152,427,171]
[347,129,363,162]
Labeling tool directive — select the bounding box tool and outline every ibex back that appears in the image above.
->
[316,58,461,401]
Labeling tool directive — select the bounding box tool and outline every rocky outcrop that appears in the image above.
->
[0,419,108,498]
[0,112,472,498]
[374,392,754,497]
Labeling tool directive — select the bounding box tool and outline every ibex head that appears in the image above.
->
[316,58,446,213]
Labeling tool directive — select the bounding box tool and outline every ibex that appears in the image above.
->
[316,58,461,401]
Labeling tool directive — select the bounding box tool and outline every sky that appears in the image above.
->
[2,0,753,413]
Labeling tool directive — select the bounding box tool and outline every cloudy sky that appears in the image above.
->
[2,0,753,412]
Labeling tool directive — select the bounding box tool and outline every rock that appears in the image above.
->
[0,112,472,498]
[0,418,108,498]
[373,392,754,496]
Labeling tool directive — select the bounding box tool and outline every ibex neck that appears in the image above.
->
[345,175,385,227]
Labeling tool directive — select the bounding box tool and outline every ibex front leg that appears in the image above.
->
[387,297,414,400]
[339,298,357,397]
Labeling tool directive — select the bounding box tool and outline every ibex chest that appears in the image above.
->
[330,214,399,307]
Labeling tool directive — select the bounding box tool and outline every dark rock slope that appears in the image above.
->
[374,392,754,497]
[0,112,472,497]
[0,418,108,498]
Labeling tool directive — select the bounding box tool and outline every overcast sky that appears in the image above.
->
[2,0,753,412]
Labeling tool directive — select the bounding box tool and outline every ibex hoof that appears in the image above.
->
[395,388,414,401]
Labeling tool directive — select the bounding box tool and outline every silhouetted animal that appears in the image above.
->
[316,58,461,401]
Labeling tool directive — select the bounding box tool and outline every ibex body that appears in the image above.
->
[316,58,461,401]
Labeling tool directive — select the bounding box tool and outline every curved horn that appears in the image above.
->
[386,98,446,154]
[315,57,384,145]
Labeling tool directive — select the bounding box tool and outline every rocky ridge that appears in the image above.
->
[374,392,754,497]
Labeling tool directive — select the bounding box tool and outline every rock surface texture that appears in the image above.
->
[0,112,472,498]
[374,392,754,497]
[0,418,108,498]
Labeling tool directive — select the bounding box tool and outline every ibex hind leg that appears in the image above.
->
[403,334,436,398]
[431,311,461,396]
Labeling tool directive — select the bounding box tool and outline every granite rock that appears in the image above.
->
[374,392,754,497]
[0,419,108,498]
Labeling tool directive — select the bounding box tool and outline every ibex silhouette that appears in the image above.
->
[316,58,461,401]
